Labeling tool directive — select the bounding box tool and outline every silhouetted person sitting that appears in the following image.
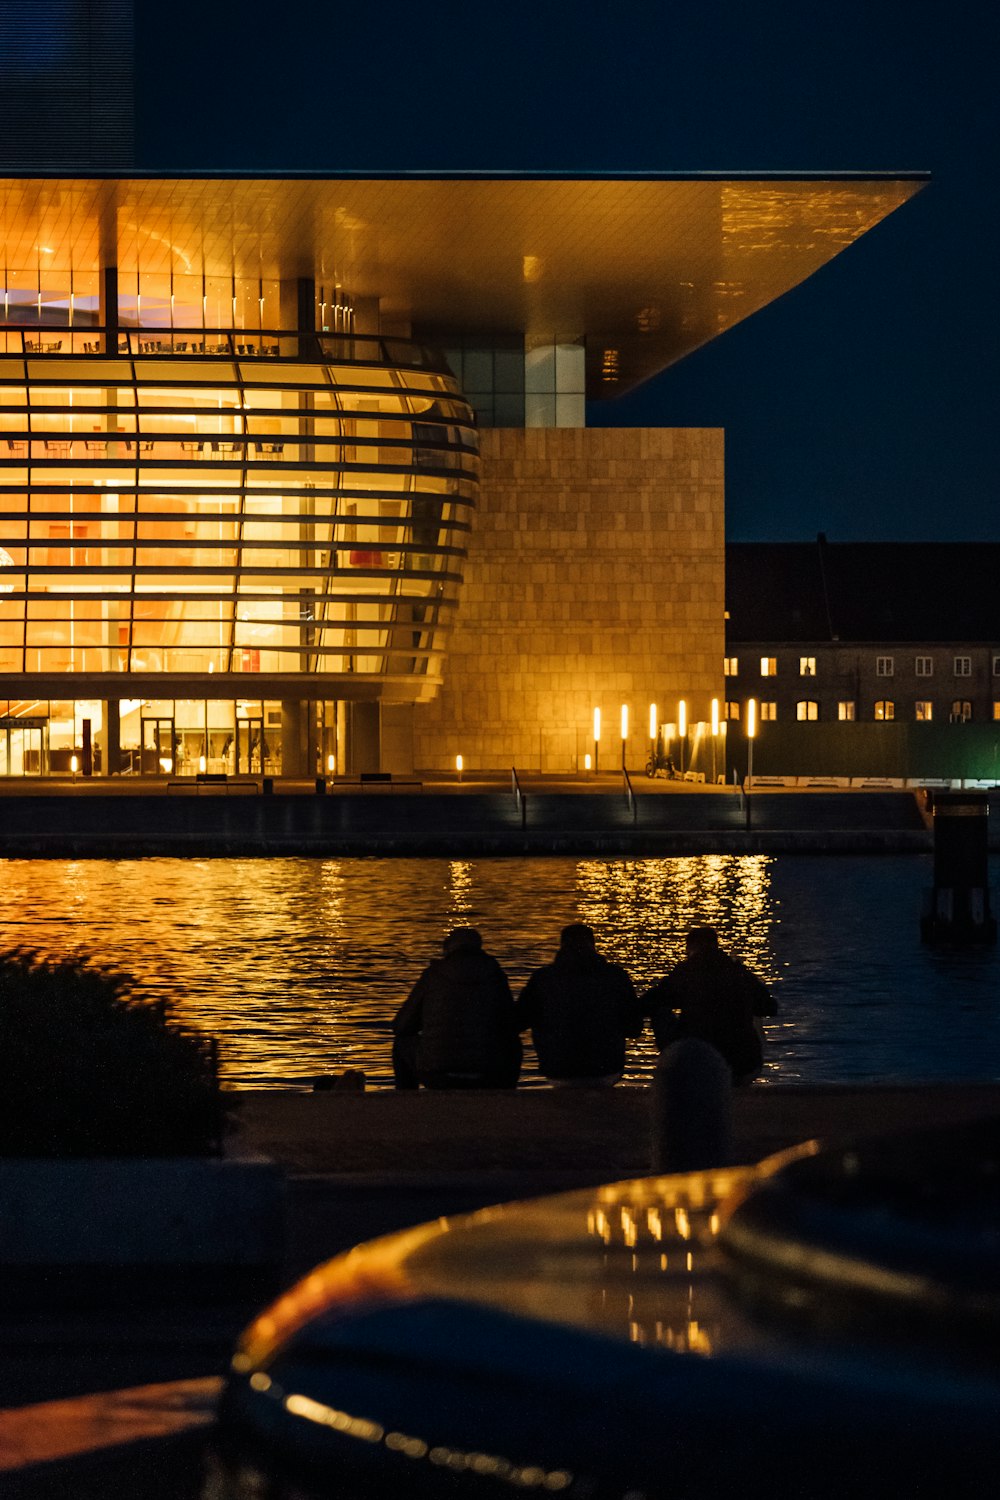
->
[515,923,642,1087]
[642,925,775,1084]
[392,928,521,1090]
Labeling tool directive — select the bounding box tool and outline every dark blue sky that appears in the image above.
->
[137,0,997,543]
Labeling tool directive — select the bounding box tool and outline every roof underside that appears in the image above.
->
[727,543,1000,643]
[0,174,924,395]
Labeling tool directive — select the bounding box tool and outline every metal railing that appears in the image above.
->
[511,766,527,829]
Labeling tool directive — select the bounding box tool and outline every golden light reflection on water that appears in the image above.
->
[0,855,776,1090]
[3,853,992,1091]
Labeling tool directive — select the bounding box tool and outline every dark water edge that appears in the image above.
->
[0,853,997,1090]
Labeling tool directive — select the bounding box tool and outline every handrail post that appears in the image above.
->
[622,766,637,824]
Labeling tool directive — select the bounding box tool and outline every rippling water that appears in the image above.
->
[0,855,997,1089]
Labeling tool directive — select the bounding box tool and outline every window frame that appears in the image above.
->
[837,700,855,721]
[759,656,776,677]
[915,655,933,677]
[723,656,738,677]
[954,655,972,678]
[795,700,819,721]
[874,700,895,721]
[759,701,777,721]
[798,656,816,677]
[914,700,933,722]
[875,656,894,678]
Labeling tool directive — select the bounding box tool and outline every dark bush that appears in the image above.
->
[0,950,224,1157]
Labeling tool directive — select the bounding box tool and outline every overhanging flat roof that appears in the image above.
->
[0,173,925,394]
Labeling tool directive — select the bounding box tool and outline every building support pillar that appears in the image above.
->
[280,701,311,778]
[347,701,381,775]
[103,699,121,776]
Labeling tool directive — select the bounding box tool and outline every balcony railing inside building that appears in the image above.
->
[0,330,479,691]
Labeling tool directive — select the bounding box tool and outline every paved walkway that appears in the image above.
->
[4,1081,999,1493]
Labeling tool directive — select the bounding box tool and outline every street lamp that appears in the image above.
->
[620,704,629,768]
[649,702,658,774]
[678,699,687,776]
[593,706,601,773]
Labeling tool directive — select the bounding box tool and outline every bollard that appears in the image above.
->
[650,1038,733,1173]
[315,775,326,795]
[920,791,996,944]
[262,776,274,795]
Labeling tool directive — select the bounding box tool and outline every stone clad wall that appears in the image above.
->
[412,427,725,773]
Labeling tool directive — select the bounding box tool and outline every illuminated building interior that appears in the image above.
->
[0,174,923,776]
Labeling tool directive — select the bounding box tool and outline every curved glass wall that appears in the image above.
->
[0,333,478,695]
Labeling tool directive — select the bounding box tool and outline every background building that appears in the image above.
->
[725,538,1000,782]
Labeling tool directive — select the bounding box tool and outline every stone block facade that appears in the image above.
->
[412,427,725,772]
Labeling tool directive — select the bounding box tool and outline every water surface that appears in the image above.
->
[0,854,996,1089]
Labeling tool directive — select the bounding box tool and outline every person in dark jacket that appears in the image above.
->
[515,924,642,1086]
[642,925,775,1084]
[392,928,521,1089]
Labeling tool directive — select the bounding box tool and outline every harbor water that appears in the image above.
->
[0,854,997,1089]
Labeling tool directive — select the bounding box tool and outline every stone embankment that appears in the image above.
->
[0,782,945,856]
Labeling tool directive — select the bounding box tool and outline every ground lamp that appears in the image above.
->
[746,698,757,790]
[711,698,720,785]
[620,705,629,768]
[678,699,687,776]
[593,707,601,773]
[649,703,658,768]
[455,753,464,782]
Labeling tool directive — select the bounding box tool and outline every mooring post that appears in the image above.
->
[920,790,996,944]
[650,1038,734,1172]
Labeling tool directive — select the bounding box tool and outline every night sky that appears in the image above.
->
[136,0,998,544]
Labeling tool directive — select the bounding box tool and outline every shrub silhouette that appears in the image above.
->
[0,951,224,1156]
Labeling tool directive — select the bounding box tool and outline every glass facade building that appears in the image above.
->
[0,173,922,776]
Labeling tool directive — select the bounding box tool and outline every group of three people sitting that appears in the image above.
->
[392,922,774,1091]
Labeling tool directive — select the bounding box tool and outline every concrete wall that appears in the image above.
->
[412,427,725,772]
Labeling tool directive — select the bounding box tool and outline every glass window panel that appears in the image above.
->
[0,360,25,380]
[555,343,586,392]
[493,393,525,426]
[242,363,329,386]
[132,361,237,383]
[525,346,556,393]
[493,349,524,393]
[462,350,493,392]
[555,393,585,427]
[524,394,555,426]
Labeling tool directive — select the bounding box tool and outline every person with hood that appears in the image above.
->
[392,928,521,1089]
[515,924,642,1087]
[642,924,775,1084]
